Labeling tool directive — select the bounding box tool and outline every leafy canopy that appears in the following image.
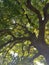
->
[0,0,49,65]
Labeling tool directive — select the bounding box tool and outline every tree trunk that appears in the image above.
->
[36,40,49,65]
[30,39,49,65]
[44,55,49,65]
[38,20,45,42]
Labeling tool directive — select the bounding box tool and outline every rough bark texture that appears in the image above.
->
[26,0,49,65]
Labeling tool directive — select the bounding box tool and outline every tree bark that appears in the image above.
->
[38,21,45,41]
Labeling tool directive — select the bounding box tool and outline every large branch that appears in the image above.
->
[38,3,49,41]
[0,36,30,49]
[0,25,37,50]
[0,29,37,50]
[0,39,15,49]
[4,41,23,55]
[12,23,38,49]
[26,0,42,21]
[0,29,16,38]
[43,3,49,23]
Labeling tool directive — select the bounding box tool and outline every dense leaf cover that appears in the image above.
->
[0,0,49,65]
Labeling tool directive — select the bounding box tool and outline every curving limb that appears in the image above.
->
[0,36,30,49]
[26,0,42,22]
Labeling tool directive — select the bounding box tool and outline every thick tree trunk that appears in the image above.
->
[35,40,49,65]
[41,43,49,65]
[30,39,49,65]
